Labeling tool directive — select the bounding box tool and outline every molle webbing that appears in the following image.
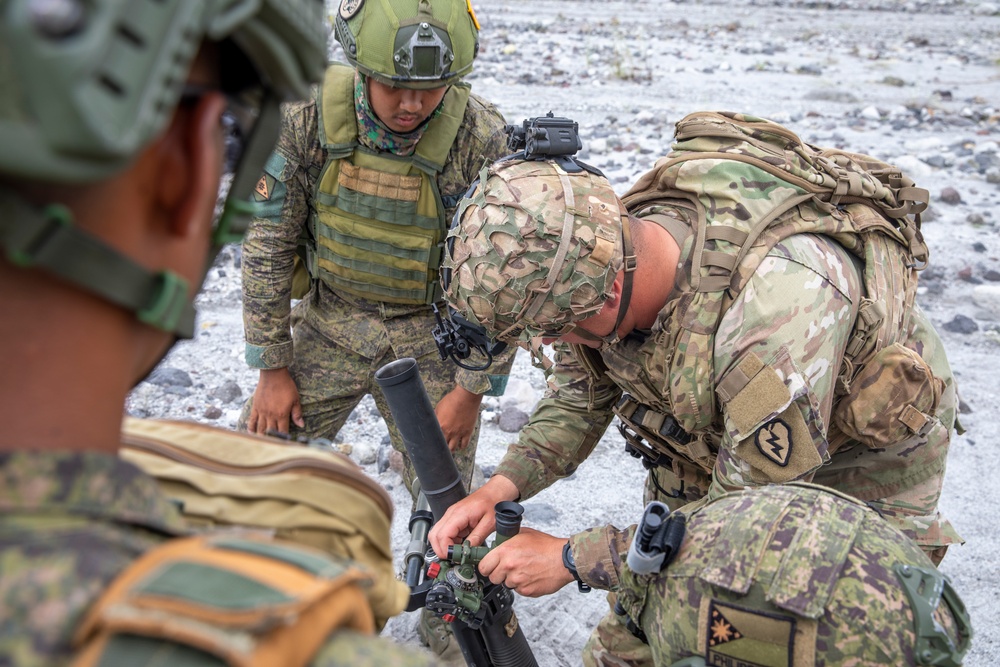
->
[310,64,471,305]
[72,535,375,667]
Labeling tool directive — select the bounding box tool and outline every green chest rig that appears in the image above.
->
[307,63,470,305]
[579,111,930,475]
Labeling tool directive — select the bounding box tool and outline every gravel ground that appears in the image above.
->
[129,1,1000,664]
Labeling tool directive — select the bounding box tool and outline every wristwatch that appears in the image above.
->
[562,540,592,593]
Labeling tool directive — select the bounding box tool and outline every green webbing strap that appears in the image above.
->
[0,189,195,338]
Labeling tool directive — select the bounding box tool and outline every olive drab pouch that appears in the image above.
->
[832,342,945,448]
[119,417,409,629]
[72,534,375,667]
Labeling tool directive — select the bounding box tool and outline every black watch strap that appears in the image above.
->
[562,540,592,593]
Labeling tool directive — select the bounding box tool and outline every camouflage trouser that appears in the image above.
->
[238,311,479,500]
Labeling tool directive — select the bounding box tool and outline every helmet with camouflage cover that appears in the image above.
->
[0,0,327,338]
[334,0,481,90]
[443,157,633,344]
[616,483,972,667]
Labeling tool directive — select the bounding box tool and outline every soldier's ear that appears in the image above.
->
[162,92,227,241]
[600,273,624,313]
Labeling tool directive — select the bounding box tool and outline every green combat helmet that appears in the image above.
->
[443,158,635,345]
[0,0,327,338]
[334,0,480,89]
[617,483,973,667]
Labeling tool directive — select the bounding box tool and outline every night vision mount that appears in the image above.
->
[505,111,584,172]
[433,112,592,371]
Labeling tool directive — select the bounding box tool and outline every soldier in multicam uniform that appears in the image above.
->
[0,1,437,665]
[428,124,964,666]
[238,0,514,499]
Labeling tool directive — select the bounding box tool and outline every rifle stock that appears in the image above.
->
[375,358,537,667]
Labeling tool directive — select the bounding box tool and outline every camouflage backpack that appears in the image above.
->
[616,111,935,458]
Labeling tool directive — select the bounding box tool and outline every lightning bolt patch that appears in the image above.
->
[754,419,792,467]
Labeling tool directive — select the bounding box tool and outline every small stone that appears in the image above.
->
[377,443,392,474]
[351,439,378,465]
[147,366,193,388]
[203,405,223,420]
[498,407,530,433]
[942,315,979,334]
[211,380,243,404]
[388,449,405,476]
[939,187,962,205]
[860,106,882,121]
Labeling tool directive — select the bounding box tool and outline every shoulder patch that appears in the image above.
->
[339,0,364,20]
[699,599,811,667]
[254,173,275,202]
[755,418,792,467]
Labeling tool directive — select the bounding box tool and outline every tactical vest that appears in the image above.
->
[594,111,932,472]
[307,63,471,305]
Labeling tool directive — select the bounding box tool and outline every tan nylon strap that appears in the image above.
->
[702,250,737,272]
[898,404,932,436]
[642,211,692,251]
[705,226,749,245]
[338,163,421,202]
[716,366,751,404]
[698,276,733,292]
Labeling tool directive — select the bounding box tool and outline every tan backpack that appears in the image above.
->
[119,417,408,629]
[73,534,376,667]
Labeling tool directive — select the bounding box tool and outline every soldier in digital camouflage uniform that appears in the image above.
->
[0,1,437,665]
[238,0,514,501]
[616,483,971,667]
[428,115,964,666]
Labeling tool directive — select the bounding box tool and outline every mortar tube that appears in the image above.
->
[375,357,467,521]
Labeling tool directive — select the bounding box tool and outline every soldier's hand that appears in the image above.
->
[478,528,574,597]
[429,475,519,558]
[247,368,304,436]
[435,386,483,451]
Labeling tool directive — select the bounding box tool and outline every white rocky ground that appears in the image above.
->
[128,1,1000,664]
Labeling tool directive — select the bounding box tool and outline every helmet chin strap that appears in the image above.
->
[0,187,208,388]
[0,187,199,333]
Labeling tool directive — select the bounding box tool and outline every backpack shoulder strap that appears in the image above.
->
[72,535,375,667]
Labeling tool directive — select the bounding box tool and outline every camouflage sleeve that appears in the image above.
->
[447,91,513,395]
[567,524,637,592]
[708,234,861,498]
[242,98,320,369]
[492,344,622,499]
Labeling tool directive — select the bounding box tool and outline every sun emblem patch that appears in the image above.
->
[339,0,364,20]
[755,418,792,467]
[253,174,275,202]
[704,600,796,667]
